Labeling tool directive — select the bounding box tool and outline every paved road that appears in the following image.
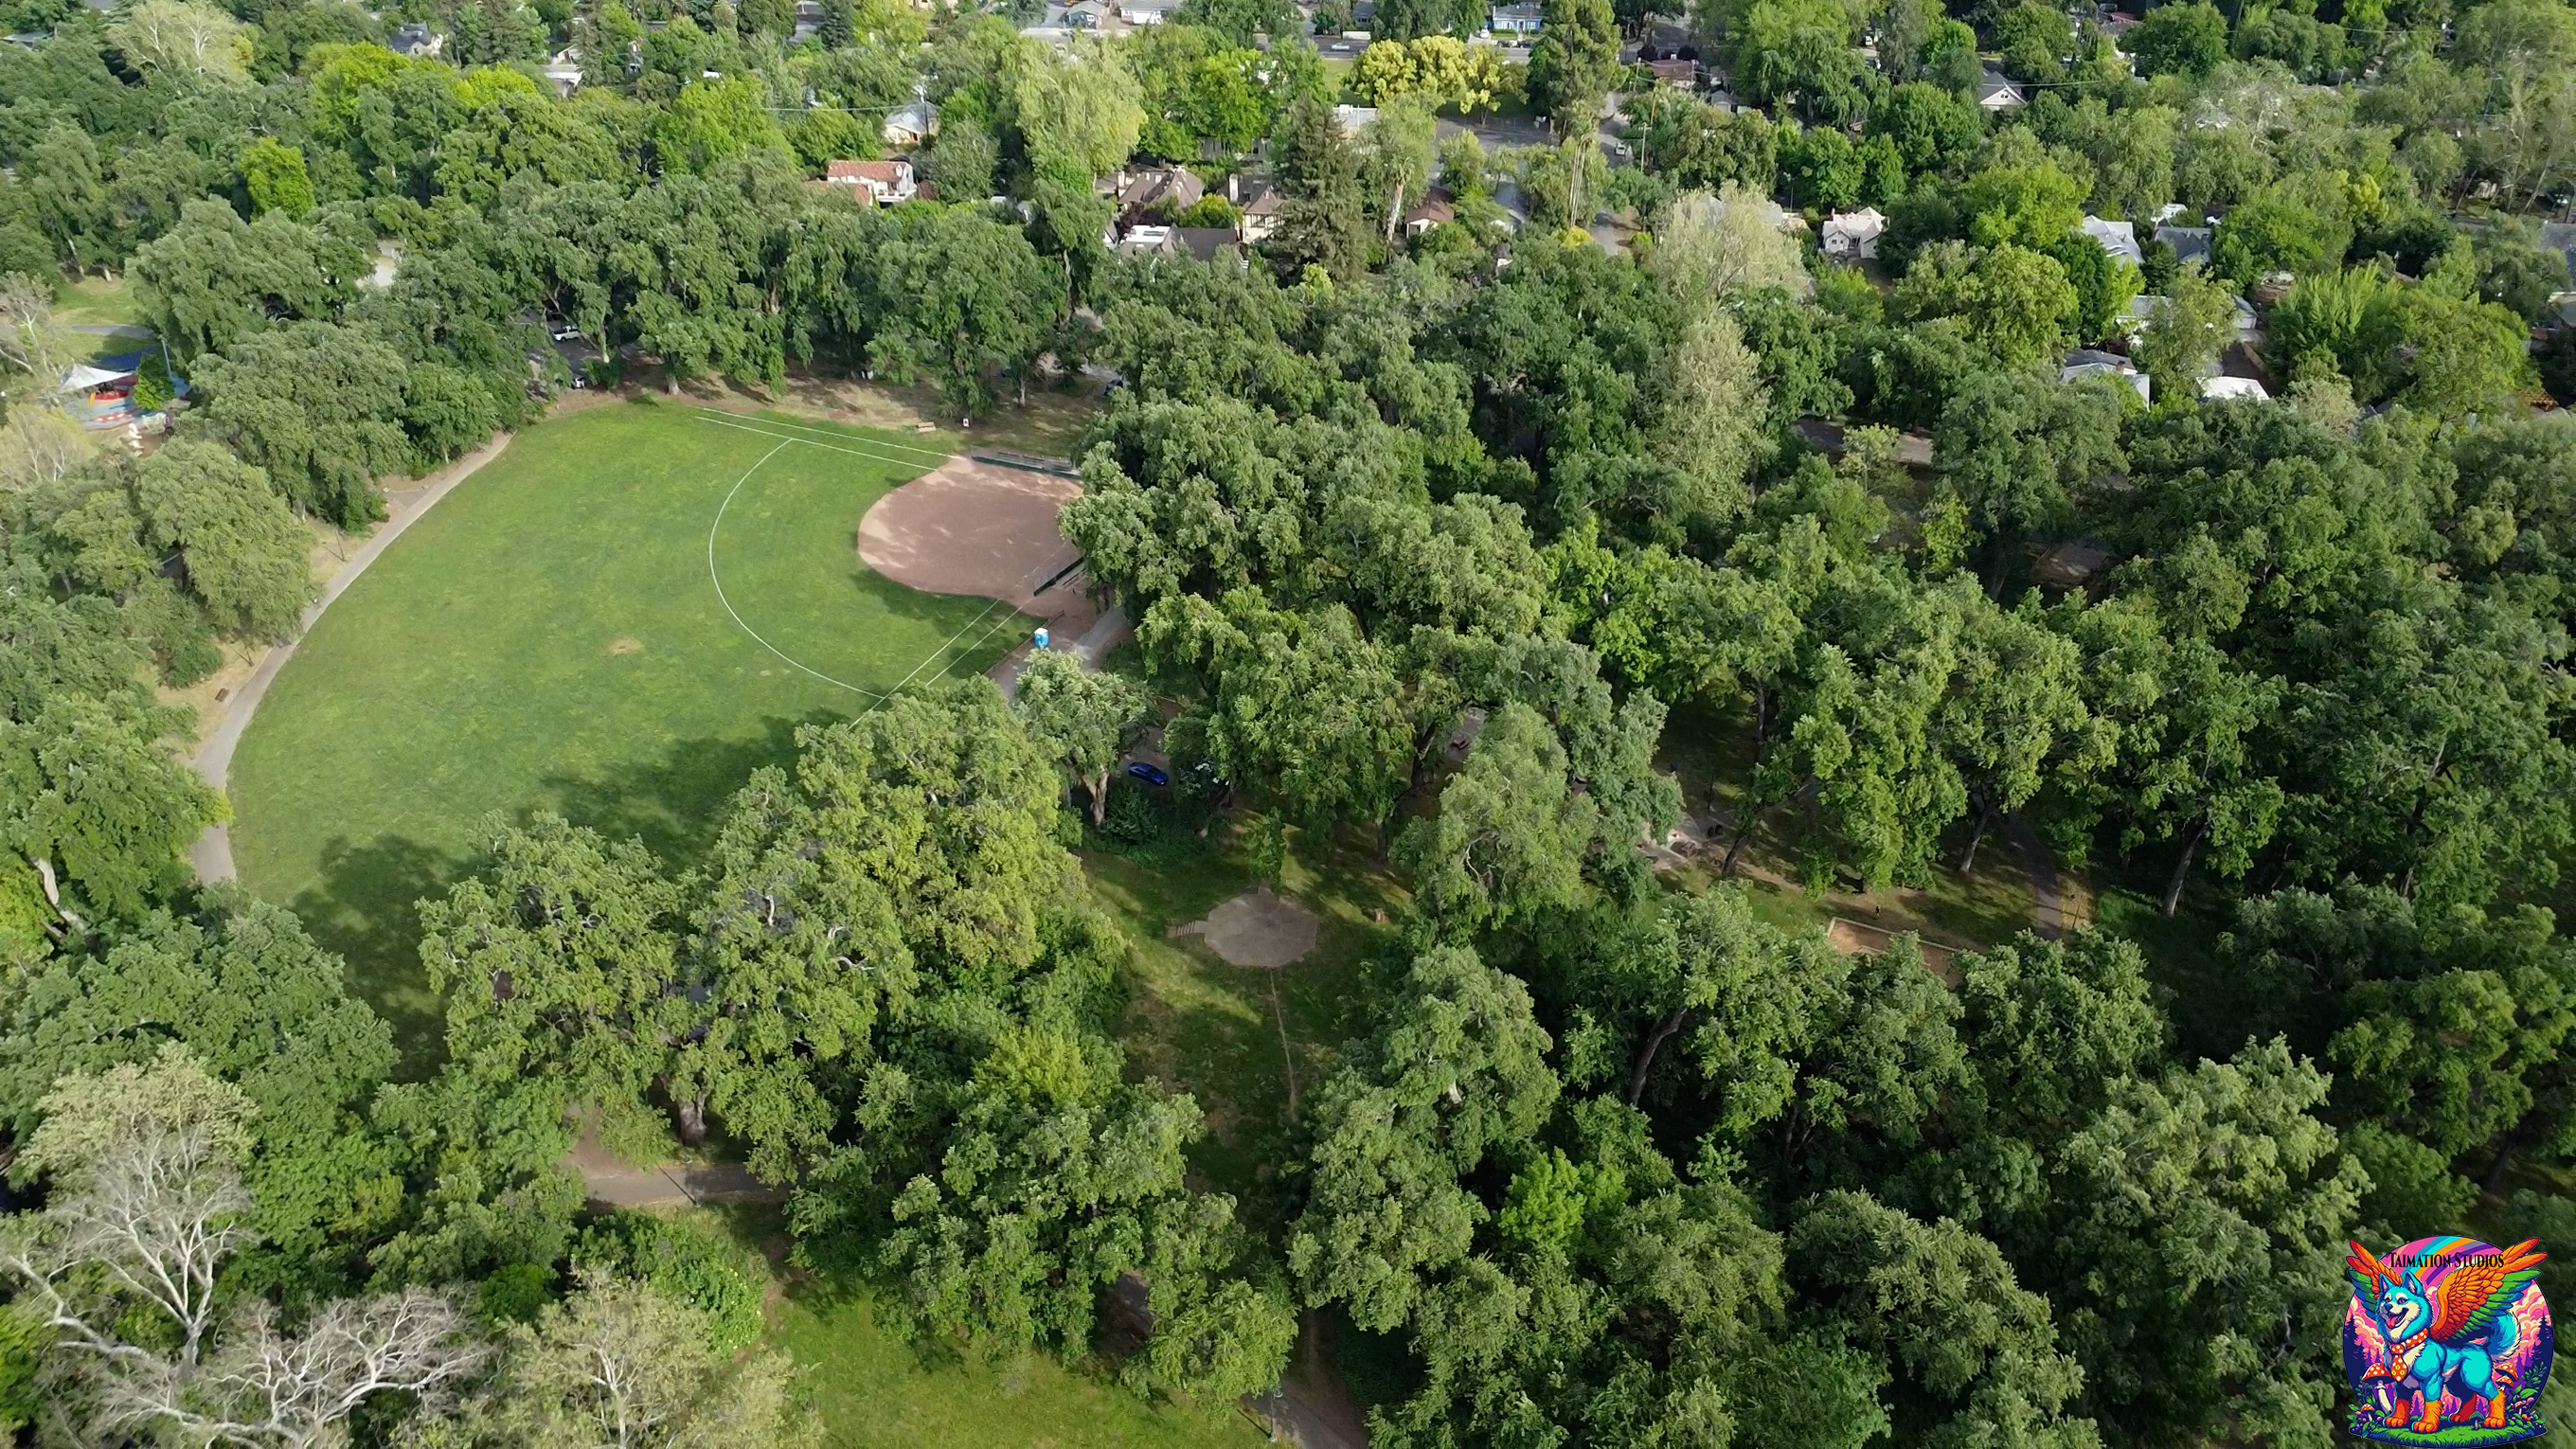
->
[188,436,513,883]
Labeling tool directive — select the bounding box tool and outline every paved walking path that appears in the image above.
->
[988,599,1131,700]
[188,435,514,883]
[2010,815,2066,939]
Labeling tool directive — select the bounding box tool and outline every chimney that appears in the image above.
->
[1227,173,1239,202]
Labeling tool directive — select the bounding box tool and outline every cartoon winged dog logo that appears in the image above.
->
[2343,1236,2551,1444]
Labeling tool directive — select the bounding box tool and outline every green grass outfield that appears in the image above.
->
[230,401,1032,1073]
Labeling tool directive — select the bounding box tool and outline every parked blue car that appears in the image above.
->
[1126,761,1170,787]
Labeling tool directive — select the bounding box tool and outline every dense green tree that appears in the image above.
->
[0,694,223,934]
[1143,590,1414,832]
[420,814,689,1162]
[868,207,1064,413]
[1289,943,1557,1327]
[1013,650,1154,826]
[1525,0,1619,134]
[133,438,313,640]
[183,319,411,525]
[2126,0,2228,79]
[2130,263,2235,404]
[132,199,372,365]
[651,76,786,174]
[1931,369,2128,568]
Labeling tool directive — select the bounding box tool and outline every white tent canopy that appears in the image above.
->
[60,363,134,392]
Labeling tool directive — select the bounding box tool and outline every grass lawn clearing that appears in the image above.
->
[53,274,143,330]
[229,402,1030,1074]
[1083,813,1404,1226]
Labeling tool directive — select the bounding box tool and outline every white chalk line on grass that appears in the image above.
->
[702,422,1031,708]
[693,410,954,469]
[690,407,956,460]
[707,440,886,697]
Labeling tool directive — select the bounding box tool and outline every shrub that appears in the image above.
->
[576,1211,765,1352]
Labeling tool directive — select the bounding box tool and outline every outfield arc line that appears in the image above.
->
[693,412,952,471]
[707,439,888,699]
[705,432,1032,708]
[689,407,955,461]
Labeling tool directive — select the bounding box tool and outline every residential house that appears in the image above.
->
[1173,226,1242,262]
[2155,224,2212,267]
[1821,206,1885,260]
[1403,189,1455,237]
[2061,348,2151,404]
[1116,225,1176,258]
[2083,215,2143,267]
[1064,0,1109,27]
[1335,104,1379,135]
[883,100,940,150]
[1490,1,1542,33]
[824,159,916,205]
[389,22,441,57]
[792,0,823,40]
[2202,376,2269,401]
[1645,56,1696,87]
[542,50,584,98]
[2541,223,2576,288]
[1977,69,2024,110]
[1231,175,1283,243]
[1117,164,1205,224]
[1120,0,1172,20]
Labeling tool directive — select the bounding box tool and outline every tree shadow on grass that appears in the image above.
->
[293,832,464,1082]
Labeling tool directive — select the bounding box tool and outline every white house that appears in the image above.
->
[1821,206,1886,260]
[1334,104,1380,135]
[2082,215,2143,267]
[1977,69,2024,110]
[2202,376,2270,401]
[1120,0,1172,21]
[542,50,584,98]
[1489,1,1542,33]
[824,159,916,205]
[882,100,939,149]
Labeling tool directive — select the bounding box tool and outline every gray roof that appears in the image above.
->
[2542,222,2576,275]
[2155,225,2211,264]
[2084,215,2143,266]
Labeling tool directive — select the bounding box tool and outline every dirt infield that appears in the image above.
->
[1171,888,1322,969]
[857,455,1084,614]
